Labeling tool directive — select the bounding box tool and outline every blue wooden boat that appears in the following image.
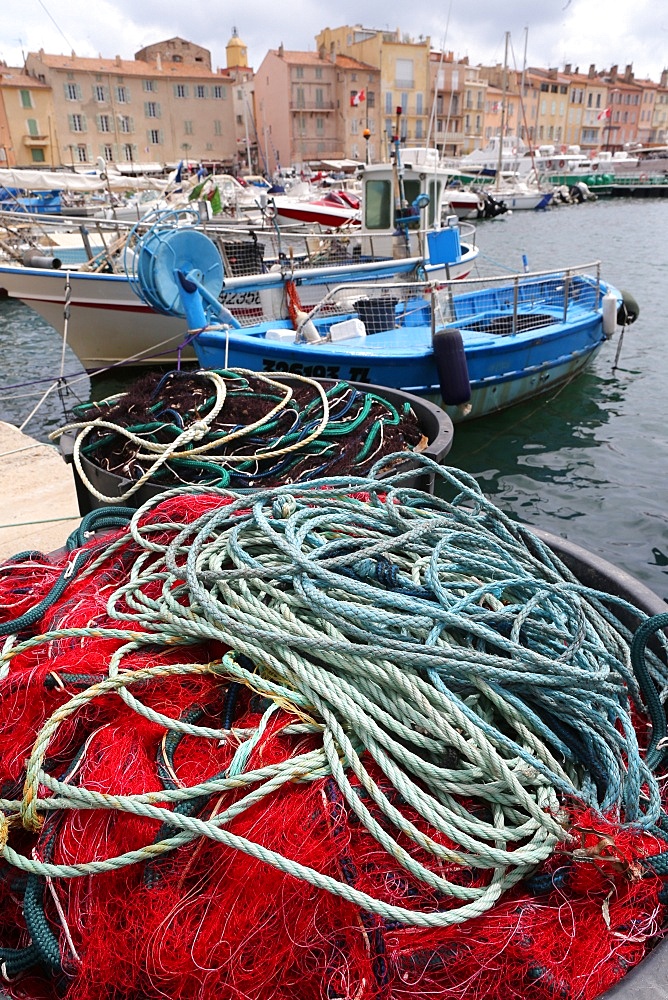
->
[126,221,638,423]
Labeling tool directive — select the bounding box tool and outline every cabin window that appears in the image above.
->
[364,179,392,229]
[402,179,421,217]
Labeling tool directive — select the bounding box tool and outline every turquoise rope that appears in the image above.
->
[1,454,666,930]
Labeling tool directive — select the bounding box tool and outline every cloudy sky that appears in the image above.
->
[1,0,666,82]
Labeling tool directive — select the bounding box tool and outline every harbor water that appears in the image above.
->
[0,197,666,600]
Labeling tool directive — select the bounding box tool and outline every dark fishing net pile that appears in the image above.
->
[56,368,426,492]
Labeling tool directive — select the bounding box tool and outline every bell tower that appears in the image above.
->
[226,27,248,69]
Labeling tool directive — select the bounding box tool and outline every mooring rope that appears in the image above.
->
[0,454,666,930]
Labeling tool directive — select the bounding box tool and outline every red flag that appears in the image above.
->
[350,89,365,107]
[597,106,611,120]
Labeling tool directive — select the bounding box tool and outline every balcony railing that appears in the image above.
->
[290,101,335,111]
[434,129,463,143]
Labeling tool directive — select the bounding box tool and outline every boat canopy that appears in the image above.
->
[0,168,170,193]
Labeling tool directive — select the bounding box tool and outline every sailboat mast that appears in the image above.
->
[496,31,510,184]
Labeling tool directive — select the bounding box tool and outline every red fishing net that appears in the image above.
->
[0,491,665,1000]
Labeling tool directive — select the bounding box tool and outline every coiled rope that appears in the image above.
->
[49,368,423,503]
[1,454,667,931]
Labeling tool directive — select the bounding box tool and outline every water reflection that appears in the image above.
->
[445,354,668,601]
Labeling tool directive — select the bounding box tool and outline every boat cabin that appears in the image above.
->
[358,147,462,259]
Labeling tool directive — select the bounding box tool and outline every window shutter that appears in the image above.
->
[76,84,83,100]
[67,113,74,130]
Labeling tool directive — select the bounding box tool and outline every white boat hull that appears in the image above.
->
[0,266,192,369]
[0,242,477,371]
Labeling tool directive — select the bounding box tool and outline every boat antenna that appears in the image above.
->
[391,109,412,254]
[495,31,510,191]
[510,32,541,183]
[426,3,451,150]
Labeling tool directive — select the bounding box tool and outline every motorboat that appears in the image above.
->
[126,222,637,424]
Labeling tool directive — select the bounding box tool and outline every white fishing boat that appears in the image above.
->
[0,142,480,371]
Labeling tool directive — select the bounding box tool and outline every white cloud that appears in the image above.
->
[0,0,665,81]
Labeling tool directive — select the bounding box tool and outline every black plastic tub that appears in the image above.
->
[60,378,455,514]
[532,527,667,622]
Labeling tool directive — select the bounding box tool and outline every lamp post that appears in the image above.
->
[363,127,371,164]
